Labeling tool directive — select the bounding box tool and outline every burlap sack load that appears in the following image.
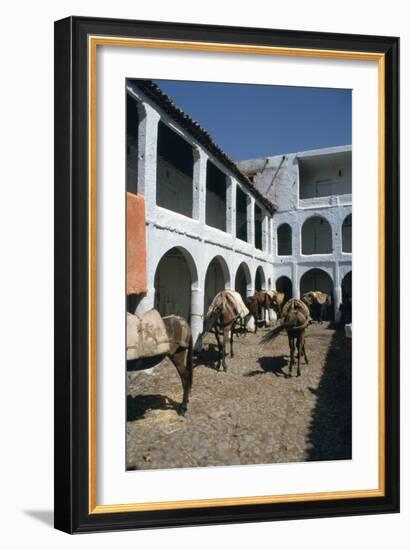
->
[127,309,170,360]
[223,290,249,318]
[310,291,328,305]
[206,290,249,319]
[282,298,311,320]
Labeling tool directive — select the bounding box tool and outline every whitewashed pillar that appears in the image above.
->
[293,219,301,256]
[135,225,157,315]
[247,195,255,247]
[270,217,275,257]
[333,263,342,319]
[135,288,156,316]
[292,264,300,299]
[227,176,237,237]
[137,103,160,218]
[262,211,269,252]
[191,287,204,349]
[193,147,207,225]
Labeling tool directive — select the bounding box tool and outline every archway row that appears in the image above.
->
[276,213,352,256]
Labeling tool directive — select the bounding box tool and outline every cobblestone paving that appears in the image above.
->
[127,322,352,470]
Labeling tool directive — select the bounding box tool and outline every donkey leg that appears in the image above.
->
[168,350,190,415]
[230,321,235,358]
[288,335,294,377]
[296,337,302,377]
[222,328,229,371]
[214,329,222,370]
[302,335,309,364]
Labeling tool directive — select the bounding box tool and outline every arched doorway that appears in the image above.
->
[300,268,334,320]
[301,216,332,254]
[342,214,352,253]
[154,247,197,321]
[204,256,230,312]
[276,276,292,303]
[255,266,266,291]
[235,262,251,302]
[341,271,352,302]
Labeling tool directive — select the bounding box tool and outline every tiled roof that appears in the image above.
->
[127,79,277,214]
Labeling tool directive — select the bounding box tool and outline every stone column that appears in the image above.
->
[193,147,207,225]
[292,264,300,299]
[333,216,343,256]
[135,287,156,316]
[293,219,301,256]
[270,217,275,257]
[134,224,157,315]
[227,176,237,237]
[262,211,269,252]
[247,195,255,247]
[191,287,205,350]
[333,262,342,319]
[137,103,160,218]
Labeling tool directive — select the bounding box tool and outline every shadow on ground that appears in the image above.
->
[306,329,352,461]
[194,345,222,371]
[127,394,179,421]
[244,355,289,378]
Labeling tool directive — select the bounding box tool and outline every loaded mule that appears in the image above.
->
[127,309,193,415]
[261,299,311,377]
[202,290,249,371]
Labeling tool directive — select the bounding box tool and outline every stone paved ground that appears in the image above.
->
[127,322,352,470]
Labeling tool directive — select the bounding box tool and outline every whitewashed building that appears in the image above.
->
[238,145,352,318]
[126,80,277,345]
[127,80,352,344]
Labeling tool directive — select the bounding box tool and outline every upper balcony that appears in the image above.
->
[298,147,352,209]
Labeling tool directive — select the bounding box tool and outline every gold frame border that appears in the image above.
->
[88,36,386,514]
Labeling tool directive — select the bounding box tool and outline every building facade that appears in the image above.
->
[127,81,277,346]
[127,80,352,345]
[238,145,352,318]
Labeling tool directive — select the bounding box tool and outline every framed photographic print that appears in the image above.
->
[54,16,399,533]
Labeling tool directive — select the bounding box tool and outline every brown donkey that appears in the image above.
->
[203,290,249,371]
[127,311,193,415]
[261,299,310,377]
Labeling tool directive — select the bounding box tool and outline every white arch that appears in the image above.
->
[342,214,352,253]
[205,254,231,288]
[154,245,202,345]
[255,265,266,291]
[235,261,253,299]
[301,215,333,255]
[277,223,292,256]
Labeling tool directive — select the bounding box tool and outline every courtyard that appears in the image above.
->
[127,322,351,470]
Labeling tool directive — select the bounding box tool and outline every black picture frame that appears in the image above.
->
[54,16,400,534]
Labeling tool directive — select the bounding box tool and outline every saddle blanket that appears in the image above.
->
[207,290,249,319]
[282,298,311,320]
[127,309,170,360]
[309,291,328,305]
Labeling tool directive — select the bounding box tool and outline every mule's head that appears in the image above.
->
[203,307,222,334]
[284,303,309,329]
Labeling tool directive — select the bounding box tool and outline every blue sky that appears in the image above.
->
[154,80,352,161]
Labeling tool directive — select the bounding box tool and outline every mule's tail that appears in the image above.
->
[261,317,309,344]
[186,335,194,392]
[260,322,287,343]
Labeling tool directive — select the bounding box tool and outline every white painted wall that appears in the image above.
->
[299,150,352,198]
[239,146,352,314]
[128,85,275,344]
